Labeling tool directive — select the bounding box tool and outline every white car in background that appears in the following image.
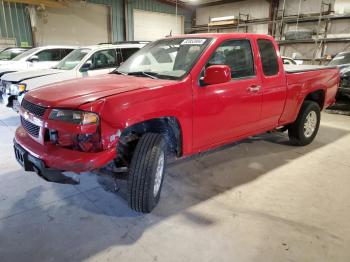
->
[0,46,76,77]
[1,42,146,111]
[281,56,303,65]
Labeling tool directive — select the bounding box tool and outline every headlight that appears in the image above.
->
[7,83,26,95]
[49,109,99,125]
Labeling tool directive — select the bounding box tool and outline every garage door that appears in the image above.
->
[34,2,110,46]
[133,9,184,41]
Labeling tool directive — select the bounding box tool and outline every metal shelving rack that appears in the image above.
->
[190,0,350,64]
[273,0,350,64]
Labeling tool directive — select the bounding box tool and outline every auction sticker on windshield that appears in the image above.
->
[181,39,206,45]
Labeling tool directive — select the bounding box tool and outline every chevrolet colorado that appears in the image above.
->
[13,34,339,213]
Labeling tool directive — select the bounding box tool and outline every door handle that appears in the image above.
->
[247,85,261,93]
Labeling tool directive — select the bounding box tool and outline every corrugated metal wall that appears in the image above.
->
[127,0,192,40]
[89,0,125,42]
[0,1,32,46]
[0,0,191,46]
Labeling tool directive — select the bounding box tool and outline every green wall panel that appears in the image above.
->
[88,0,125,42]
[0,1,32,46]
[0,0,191,46]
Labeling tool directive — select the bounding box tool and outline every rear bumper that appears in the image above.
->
[14,126,116,174]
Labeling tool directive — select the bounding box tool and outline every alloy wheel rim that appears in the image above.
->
[153,153,164,197]
[304,111,317,138]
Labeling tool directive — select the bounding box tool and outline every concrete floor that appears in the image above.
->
[0,104,350,262]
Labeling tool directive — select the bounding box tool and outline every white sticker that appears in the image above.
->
[181,39,206,45]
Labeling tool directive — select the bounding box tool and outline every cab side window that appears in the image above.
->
[207,39,255,79]
[90,49,117,70]
[36,49,62,61]
[257,39,279,76]
[61,49,74,59]
[116,48,139,66]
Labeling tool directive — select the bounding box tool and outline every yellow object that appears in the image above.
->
[18,84,26,92]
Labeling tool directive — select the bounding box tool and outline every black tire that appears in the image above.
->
[127,133,167,213]
[288,101,321,146]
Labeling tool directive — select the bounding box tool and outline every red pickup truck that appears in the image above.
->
[14,33,339,213]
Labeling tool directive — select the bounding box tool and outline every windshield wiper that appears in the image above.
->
[112,69,128,75]
[112,70,177,80]
[126,71,159,79]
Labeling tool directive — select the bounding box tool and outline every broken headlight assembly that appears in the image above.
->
[6,83,26,95]
[48,109,102,152]
[49,109,99,125]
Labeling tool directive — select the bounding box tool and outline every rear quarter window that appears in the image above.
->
[257,39,279,76]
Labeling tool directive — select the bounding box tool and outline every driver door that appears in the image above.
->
[193,39,263,150]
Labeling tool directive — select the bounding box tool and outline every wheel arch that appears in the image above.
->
[304,89,325,109]
[117,116,183,162]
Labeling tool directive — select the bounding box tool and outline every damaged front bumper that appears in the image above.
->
[14,141,80,184]
[14,126,117,184]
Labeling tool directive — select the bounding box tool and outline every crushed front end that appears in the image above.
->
[14,98,118,184]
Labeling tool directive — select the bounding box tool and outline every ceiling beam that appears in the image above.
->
[156,0,190,9]
[193,0,243,8]
[5,0,66,8]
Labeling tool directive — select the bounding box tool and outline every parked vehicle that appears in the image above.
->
[13,33,339,213]
[328,51,350,98]
[1,43,146,111]
[281,56,303,65]
[0,47,31,61]
[0,46,75,77]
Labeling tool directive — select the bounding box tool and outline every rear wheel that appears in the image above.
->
[127,133,167,213]
[288,101,320,146]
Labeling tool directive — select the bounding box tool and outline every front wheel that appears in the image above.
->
[127,133,167,213]
[288,101,321,146]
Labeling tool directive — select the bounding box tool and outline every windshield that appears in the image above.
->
[329,53,350,66]
[54,48,91,70]
[117,38,212,79]
[11,47,40,61]
[0,48,27,61]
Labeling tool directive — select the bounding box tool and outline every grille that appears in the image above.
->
[0,80,10,93]
[21,117,40,138]
[21,99,46,117]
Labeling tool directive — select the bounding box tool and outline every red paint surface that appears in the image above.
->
[15,33,340,173]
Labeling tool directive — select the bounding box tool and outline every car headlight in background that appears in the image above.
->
[49,109,99,125]
[6,83,26,95]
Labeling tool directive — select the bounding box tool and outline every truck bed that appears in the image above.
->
[284,64,337,73]
[279,66,339,126]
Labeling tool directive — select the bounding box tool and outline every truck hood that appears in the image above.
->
[25,74,177,108]
[0,61,26,72]
[1,68,63,82]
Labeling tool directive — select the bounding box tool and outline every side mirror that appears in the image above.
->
[28,55,39,63]
[80,61,92,72]
[203,65,231,85]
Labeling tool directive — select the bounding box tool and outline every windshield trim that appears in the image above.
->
[117,37,214,81]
